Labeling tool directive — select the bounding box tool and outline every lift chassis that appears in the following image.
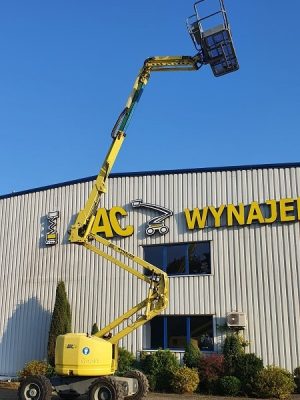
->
[18,1,238,399]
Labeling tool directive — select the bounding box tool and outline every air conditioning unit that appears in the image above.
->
[227,312,247,329]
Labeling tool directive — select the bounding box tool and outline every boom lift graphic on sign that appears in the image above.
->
[18,2,239,400]
[131,199,173,236]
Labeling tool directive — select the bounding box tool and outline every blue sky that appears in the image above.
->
[0,1,299,195]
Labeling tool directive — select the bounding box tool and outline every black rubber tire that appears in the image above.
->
[124,370,149,400]
[18,375,52,400]
[88,377,124,400]
[58,393,80,400]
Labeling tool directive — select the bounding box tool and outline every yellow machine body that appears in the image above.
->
[54,57,202,380]
[55,55,235,381]
[16,4,239,400]
[55,333,114,376]
[60,56,198,378]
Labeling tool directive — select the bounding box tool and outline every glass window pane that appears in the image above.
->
[188,242,211,274]
[167,316,186,348]
[149,317,164,349]
[190,316,214,351]
[144,246,164,275]
[166,245,186,275]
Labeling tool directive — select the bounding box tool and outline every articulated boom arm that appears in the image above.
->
[84,235,169,345]
[111,55,201,139]
[69,55,200,245]
[69,54,201,342]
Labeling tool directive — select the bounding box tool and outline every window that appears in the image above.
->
[167,245,186,275]
[144,246,164,270]
[149,316,164,349]
[144,315,214,351]
[188,242,211,274]
[144,242,211,276]
[168,316,187,348]
[190,316,214,351]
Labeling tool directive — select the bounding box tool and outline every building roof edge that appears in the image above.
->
[1,161,300,200]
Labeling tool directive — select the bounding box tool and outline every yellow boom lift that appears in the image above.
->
[18,1,238,400]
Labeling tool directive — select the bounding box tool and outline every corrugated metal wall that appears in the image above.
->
[0,165,300,375]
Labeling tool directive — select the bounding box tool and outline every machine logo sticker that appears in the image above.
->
[45,211,59,245]
[82,347,90,355]
[131,199,173,236]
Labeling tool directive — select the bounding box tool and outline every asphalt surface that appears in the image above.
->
[0,388,59,400]
[0,390,230,400]
[1,387,300,400]
[0,390,217,400]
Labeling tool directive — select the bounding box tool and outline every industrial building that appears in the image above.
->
[0,162,300,376]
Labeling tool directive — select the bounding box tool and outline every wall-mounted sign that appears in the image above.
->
[91,206,134,238]
[92,200,173,239]
[184,197,300,230]
[90,197,300,239]
[131,199,173,236]
[45,211,59,245]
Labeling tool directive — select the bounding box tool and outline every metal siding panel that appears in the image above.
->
[1,166,300,374]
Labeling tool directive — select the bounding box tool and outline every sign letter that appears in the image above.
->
[279,198,296,222]
[209,205,226,228]
[246,202,264,224]
[184,208,208,229]
[109,207,134,237]
[264,199,277,223]
[92,209,114,238]
[227,203,245,226]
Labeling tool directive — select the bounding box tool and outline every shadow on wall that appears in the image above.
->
[0,297,52,376]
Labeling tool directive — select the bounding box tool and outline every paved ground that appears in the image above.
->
[1,385,300,400]
[0,391,257,400]
[0,390,250,400]
[0,387,60,399]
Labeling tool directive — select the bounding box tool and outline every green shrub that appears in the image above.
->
[145,373,157,392]
[198,354,225,393]
[47,281,72,366]
[235,353,264,395]
[139,350,179,391]
[139,353,157,390]
[255,366,296,399]
[18,360,54,378]
[171,366,199,394]
[223,333,244,375]
[294,366,300,376]
[117,347,136,374]
[294,367,300,394]
[219,375,241,396]
[294,367,300,377]
[183,342,202,368]
[91,322,99,335]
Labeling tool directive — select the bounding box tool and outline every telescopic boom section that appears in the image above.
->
[68,55,200,342]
